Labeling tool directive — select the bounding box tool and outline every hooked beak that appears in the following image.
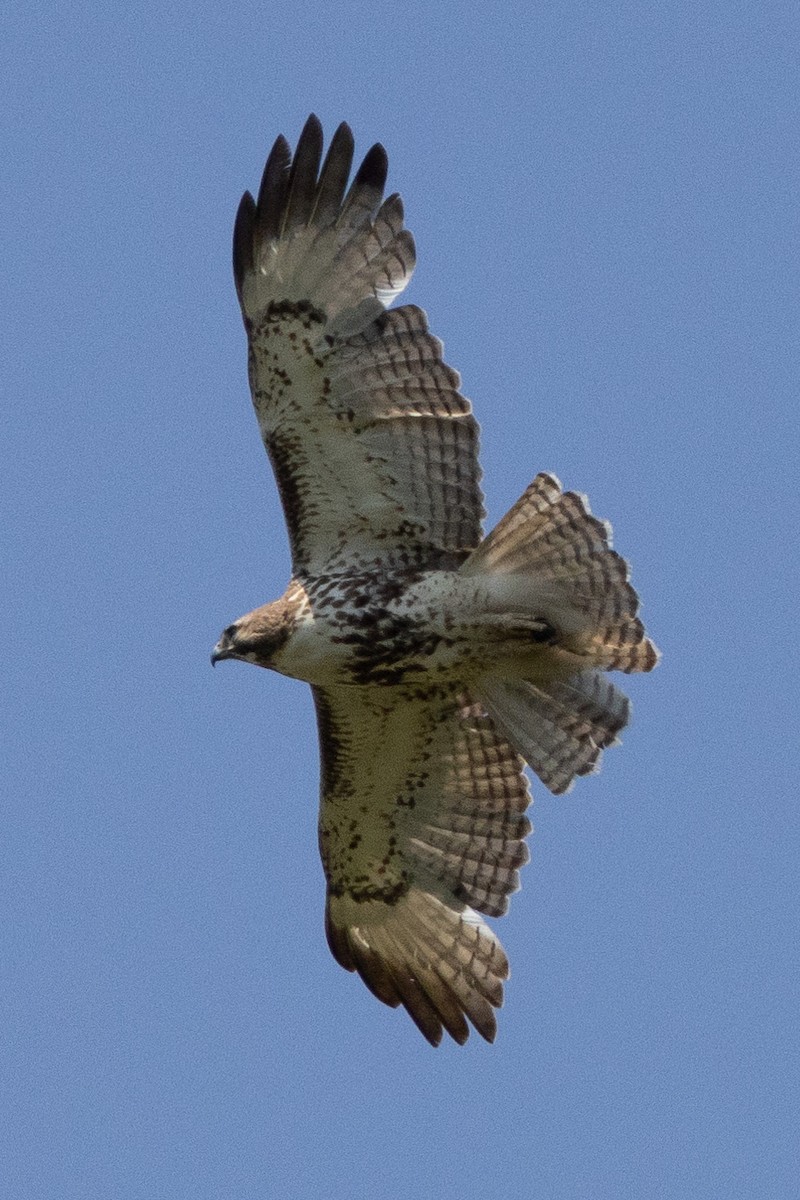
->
[210,636,234,666]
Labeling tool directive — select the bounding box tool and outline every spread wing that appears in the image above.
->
[233,115,484,576]
[313,684,532,1046]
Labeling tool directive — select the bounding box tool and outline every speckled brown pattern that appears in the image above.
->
[215,117,658,1045]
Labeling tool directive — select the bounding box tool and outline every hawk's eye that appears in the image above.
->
[530,620,557,644]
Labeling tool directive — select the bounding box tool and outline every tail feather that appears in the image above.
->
[463,473,659,675]
[479,672,631,794]
[463,472,586,574]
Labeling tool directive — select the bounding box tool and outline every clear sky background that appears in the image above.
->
[4,2,798,1197]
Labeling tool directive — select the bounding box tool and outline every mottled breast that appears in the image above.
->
[274,568,461,687]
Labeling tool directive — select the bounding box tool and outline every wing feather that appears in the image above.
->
[234,117,483,574]
[232,192,256,304]
[310,122,355,226]
[313,684,530,1045]
[254,134,292,243]
[280,113,324,235]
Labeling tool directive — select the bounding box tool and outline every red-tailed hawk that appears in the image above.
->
[212,116,658,1045]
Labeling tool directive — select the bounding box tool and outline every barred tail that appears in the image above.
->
[478,671,630,794]
[463,473,658,792]
[463,472,659,673]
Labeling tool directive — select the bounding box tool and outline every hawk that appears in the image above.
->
[212,116,658,1045]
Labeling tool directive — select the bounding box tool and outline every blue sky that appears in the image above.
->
[4,2,798,1197]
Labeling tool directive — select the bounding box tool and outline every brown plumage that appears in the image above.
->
[212,116,659,1045]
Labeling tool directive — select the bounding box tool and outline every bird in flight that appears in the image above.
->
[212,115,658,1046]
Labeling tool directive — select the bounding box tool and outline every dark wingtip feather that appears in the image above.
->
[236,122,397,299]
[281,114,324,234]
[324,903,355,972]
[355,142,389,192]
[312,122,356,224]
[331,120,354,148]
[232,191,256,304]
[255,133,292,242]
[392,976,444,1047]
[349,942,403,1009]
[480,1017,498,1044]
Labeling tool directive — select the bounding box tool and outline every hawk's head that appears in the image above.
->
[211,598,296,670]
